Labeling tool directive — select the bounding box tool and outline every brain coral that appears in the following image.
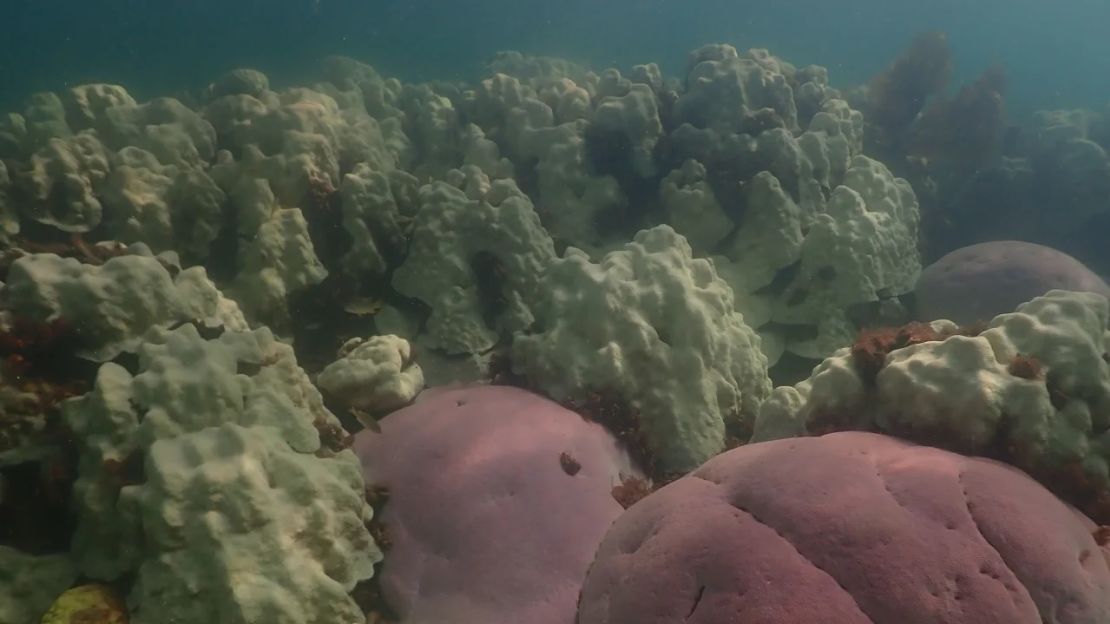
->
[352,384,642,624]
[577,431,1110,624]
[916,240,1110,325]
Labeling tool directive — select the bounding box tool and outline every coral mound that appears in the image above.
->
[577,431,1110,624]
[511,225,771,474]
[352,384,643,624]
[916,240,1109,325]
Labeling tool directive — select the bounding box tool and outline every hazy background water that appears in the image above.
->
[4,0,1109,118]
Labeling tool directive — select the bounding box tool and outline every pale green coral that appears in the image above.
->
[512,225,772,473]
[392,166,556,355]
[64,324,379,624]
[2,253,246,361]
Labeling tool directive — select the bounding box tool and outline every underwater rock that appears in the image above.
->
[916,240,1110,326]
[352,384,642,624]
[577,431,1110,624]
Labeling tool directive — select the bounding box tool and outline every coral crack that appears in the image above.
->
[685,585,705,620]
[955,471,1043,623]
[691,474,877,624]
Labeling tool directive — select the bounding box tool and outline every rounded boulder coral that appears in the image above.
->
[352,384,644,624]
[577,431,1110,624]
[916,240,1109,325]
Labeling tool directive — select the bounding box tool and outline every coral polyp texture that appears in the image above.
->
[755,289,1110,523]
[662,44,920,362]
[390,165,556,355]
[577,431,1110,624]
[62,324,380,623]
[352,384,642,624]
[2,251,246,361]
[316,334,425,413]
[512,225,772,474]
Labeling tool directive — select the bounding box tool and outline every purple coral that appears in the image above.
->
[351,384,642,623]
[916,240,1109,325]
[577,431,1110,624]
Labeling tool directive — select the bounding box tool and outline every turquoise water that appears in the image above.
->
[6,0,1110,116]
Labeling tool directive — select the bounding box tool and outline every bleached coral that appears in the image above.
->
[764,154,920,357]
[753,289,1110,522]
[512,225,772,473]
[0,161,17,244]
[676,44,800,133]
[99,146,227,261]
[338,163,419,275]
[317,335,424,412]
[665,77,916,361]
[16,131,111,232]
[2,252,246,361]
[590,82,663,178]
[223,180,328,330]
[392,166,556,355]
[463,68,630,250]
[63,324,379,624]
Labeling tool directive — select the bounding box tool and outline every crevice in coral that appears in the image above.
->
[685,584,706,620]
[689,471,878,624]
[955,470,1042,621]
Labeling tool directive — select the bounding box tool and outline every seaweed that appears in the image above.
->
[865,32,952,136]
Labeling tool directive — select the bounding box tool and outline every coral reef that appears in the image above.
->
[0,37,1050,622]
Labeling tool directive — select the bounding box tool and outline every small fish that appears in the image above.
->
[351,407,382,433]
[343,297,384,317]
